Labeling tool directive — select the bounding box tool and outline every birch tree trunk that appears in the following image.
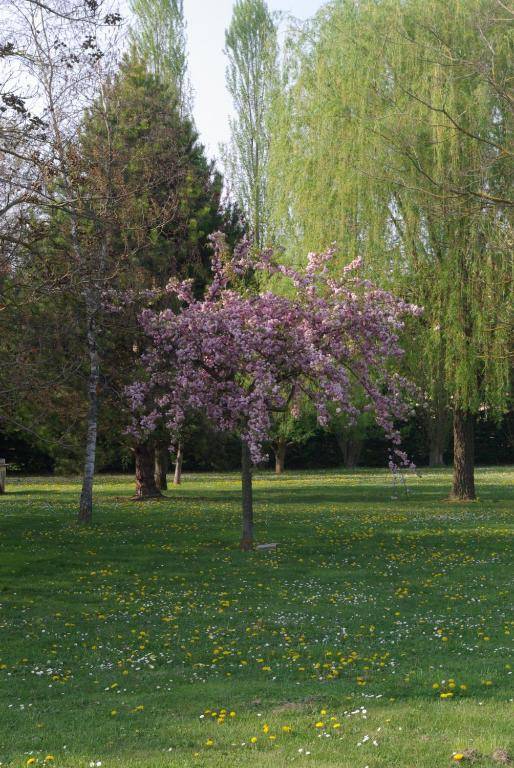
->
[78,291,100,524]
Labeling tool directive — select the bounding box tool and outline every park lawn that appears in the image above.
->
[0,468,512,768]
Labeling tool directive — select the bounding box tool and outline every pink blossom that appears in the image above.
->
[127,234,420,467]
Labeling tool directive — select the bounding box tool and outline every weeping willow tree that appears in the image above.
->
[130,0,189,112]
[269,0,513,498]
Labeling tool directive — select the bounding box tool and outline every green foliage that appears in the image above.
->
[0,52,223,469]
[224,0,278,246]
[269,0,513,418]
[82,51,221,289]
[130,0,189,111]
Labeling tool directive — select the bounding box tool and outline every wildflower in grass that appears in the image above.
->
[315,721,324,728]
[282,725,292,732]
[205,738,214,747]
[263,723,269,733]
[250,736,258,743]
[26,760,36,766]
[453,754,464,761]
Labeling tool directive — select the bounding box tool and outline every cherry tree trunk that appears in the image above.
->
[452,408,476,500]
[78,297,99,524]
[274,438,286,474]
[173,442,183,485]
[154,445,168,491]
[240,441,254,550]
[134,442,162,499]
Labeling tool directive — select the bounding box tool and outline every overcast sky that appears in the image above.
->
[182,0,321,162]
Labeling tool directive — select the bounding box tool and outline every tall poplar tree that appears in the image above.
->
[269,0,513,499]
[224,0,278,248]
[130,0,189,112]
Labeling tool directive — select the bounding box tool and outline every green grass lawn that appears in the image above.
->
[0,467,512,768]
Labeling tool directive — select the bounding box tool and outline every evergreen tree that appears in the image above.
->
[80,51,222,499]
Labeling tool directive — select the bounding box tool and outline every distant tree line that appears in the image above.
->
[2,409,512,475]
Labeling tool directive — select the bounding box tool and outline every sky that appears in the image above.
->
[182,0,322,162]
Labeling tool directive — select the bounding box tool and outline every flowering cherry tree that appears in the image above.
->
[128,234,421,549]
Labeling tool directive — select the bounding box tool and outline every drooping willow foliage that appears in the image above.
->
[269,0,513,423]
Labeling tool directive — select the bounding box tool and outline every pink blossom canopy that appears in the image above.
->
[127,234,421,466]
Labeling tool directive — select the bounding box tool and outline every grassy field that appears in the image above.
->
[0,467,512,768]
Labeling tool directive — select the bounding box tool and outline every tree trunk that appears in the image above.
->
[173,441,183,485]
[451,408,476,500]
[427,398,450,467]
[154,444,168,491]
[240,440,254,550]
[429,440,445,468]
[343,436,362,469]
[336,430,363,469]
[78,300,100,524]
[0,458,6,494]
[274,438,286,475]
[134,441,162,499]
